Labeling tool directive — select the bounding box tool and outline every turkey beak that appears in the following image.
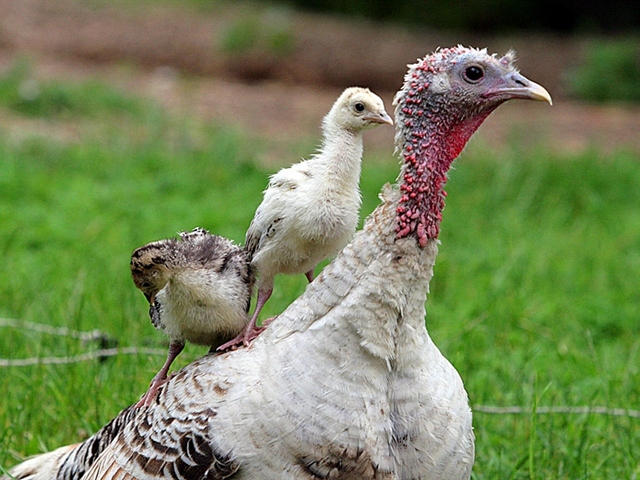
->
[365,110,394,126]
[484,73,553,105]
[144,292,155,305]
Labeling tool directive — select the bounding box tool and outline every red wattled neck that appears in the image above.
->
[394,73,493,247]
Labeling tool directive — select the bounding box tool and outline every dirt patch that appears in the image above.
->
[1,0,639,159]
[0,0,578,94]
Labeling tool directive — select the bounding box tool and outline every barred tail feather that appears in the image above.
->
[2,444,78,480]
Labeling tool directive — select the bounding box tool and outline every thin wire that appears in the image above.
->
[474,405,640,418]
[2,318,639,419]
[0,317,108,342]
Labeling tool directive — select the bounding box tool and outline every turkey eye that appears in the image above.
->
[464,65,484,83]
[354,102,365,112]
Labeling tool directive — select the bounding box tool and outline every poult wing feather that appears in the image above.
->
[244,163,320,261]
[243,206,277,259]
[243,181,297,260]
[266,163,310,191]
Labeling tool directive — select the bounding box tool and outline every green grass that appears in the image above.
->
[437,146,640,478]
[0,59,149,119]
[1,76,639,478]
[218,8,296,56]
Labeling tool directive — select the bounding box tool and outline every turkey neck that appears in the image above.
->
[394,75,493,248]
[315,125,364,193]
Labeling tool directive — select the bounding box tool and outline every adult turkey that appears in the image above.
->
[130,228,254,406]
[3,46,551,480]
[219,87,393,350]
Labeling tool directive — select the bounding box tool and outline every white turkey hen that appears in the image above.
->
[219,86,393,350]
[2,46,551,480]
[130,227,254,406]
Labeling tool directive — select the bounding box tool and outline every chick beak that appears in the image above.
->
[144,292,156,305]
[483,73,553,105]
[365,110,394,126]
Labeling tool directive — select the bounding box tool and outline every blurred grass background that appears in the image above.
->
[1,0,639,478]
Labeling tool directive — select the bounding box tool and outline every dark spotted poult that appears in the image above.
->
[130,227,254,407]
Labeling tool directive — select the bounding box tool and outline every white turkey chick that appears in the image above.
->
[130,227,254,406]
[219,87,393,350]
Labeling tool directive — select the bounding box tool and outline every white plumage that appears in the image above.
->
[130,227,254,406]
[3,47,551,480]
[220,87,393,349]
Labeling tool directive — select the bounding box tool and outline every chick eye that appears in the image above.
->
[463,65,484,83]
[354,102,365,112]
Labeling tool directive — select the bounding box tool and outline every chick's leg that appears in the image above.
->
[305,268,315,283]
[137,340,185,408]
[218,286,273,351]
